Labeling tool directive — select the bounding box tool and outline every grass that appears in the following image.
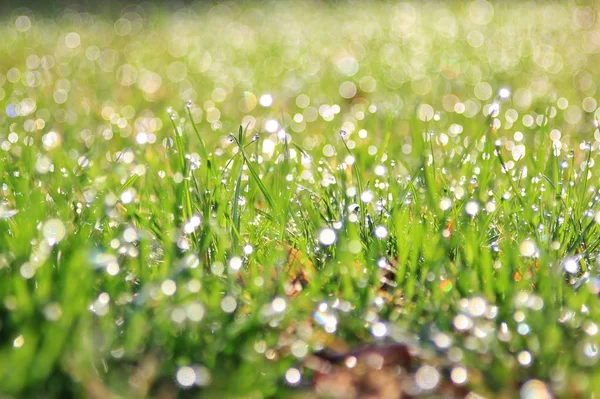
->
[1,1,600,397]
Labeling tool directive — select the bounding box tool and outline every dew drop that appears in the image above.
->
[415,365,440,391]
[371,321,387,338]
[318,228,336,246]
[285,368,301,385]
[13,335,24,348]
[42,218,66,245]
[221,296,237,313]
[562,257,580,274]
[465,200,479,216]
[519,239,537,257]
[259,94,273,107]
[374,225,388,239]
[498,88,511,99]
[229,256,243,271]
[176,366,196,387]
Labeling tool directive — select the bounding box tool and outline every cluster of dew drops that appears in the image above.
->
[2,2,600,396]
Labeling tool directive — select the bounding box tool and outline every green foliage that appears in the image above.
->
[1,1,600,397]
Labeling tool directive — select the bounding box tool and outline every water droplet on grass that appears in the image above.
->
[0,205,18,219]
[361,190,373,203]
[42,218,66,245]
[374,225,388,239]
[562,257,580,274]
[229,256,243,271]
[518,351,532,366]
[415,365,440,391]
[186,303,205,322]
[161,279,177,296]
[519,239,537,257]
[285,368,301,385]
[439,198,452,211]
[520,380,552,399]
[371,321,387,338]
[272,297,286,313]
[318,228,336,245]
[176,366,196,387]
[13,335,24,348]
[451,366,468,385]
[259,94,273,107]
[498,88,511,99]
[221,296,237,313]
[465,200,479,216]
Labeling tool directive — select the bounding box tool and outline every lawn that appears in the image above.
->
[1,1,600,397]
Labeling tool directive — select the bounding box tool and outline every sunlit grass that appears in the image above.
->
[1,1,600,397]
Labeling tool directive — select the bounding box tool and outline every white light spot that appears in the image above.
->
[415,365,440,391]
[121,189,134,204]
[465,200,479,216]
[499,88,511,99]
[519,239,537,257]
[439,198,452,211]
[451,366,468,385]
[13,335,24,348]
[291,340,308,358]
[259,94,273,107]
[123,227,138,243]
[42,218,66,245]
[176,366,196,387]
[136,132,148,144]
[374,225,388,239]
[65,32,81,49]
[221,296,237,313]
[15,16,32,32]
[20,263,35,279]
[186,303,205,322]
[371,322,388,338]
[272,297,286,313]
[285,368,301,385]
[229,256,243,271]
[161,279,177,296]
[518,351,532,366]
[190,215,201,228]
[106,262,120,276]
[345,356,357,368]
[521,380,552,399]
[265,119,279,133]
[454,314,473,331]
[361,190,373,203]
[318,228,336,246]
[374,165,386,176]
[562,257,580,274]
[468,297,487,317]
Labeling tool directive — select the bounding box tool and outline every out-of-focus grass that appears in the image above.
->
[1,1,600,397]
